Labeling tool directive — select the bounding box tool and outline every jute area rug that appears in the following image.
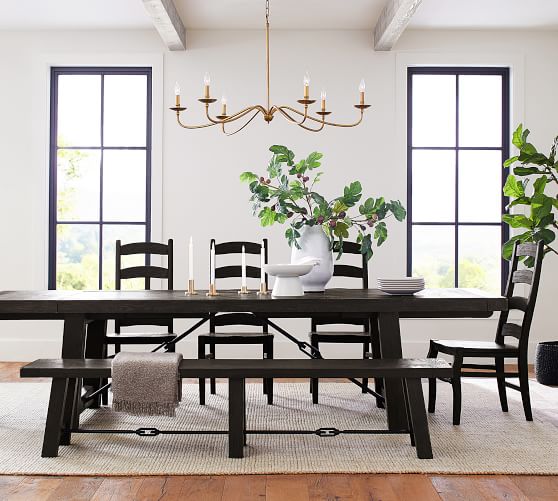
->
[0,380,556,476]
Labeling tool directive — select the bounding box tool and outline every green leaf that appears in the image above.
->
[374,221,388,246]
[285,227,301,249]
[533,176,548,195]
[267,156,282,178]
[332,200,348,213]
[536,213,555,229]
[507,196,531,208]
[503,175,525,198]
[514,166,542,176]
[388,200,407,222]
[310,192,327,208]
[333,221,350,239]
[521,143,538,156]
[502,214,533,229]
[512,124,524,148]
[306,151,323,170]
[360,233,373,261]
[359,197,375,216]
[503,156,519,168]
[502,231,531,260]
[240,171,258,183]
[533,228,556,245]
[269,145,295,166]
[342,181,362,207]
[259,207,276,227]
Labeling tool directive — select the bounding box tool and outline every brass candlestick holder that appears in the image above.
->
[238,285,250,295]
[258,283,270,295]
[185,279,198,296]
[206,283,220,296]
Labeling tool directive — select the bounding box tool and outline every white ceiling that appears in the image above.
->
[0,0,558,31]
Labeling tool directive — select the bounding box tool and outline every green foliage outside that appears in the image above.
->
[240,145,406,261]
[502,124,558,267]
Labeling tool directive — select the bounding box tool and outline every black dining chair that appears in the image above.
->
[308,241,382,405]
[104,240,177,354]
[427,240,544,425]
[197,239,274,405]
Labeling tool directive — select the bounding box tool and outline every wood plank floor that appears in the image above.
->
[1,362,556,501]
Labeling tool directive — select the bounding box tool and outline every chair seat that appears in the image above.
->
[105,332,176,344]
[198,332,273,344]
[310,331,370,342]
[432,339,519,356]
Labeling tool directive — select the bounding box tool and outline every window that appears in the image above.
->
[49,67,152,290]
[407,67,510,294]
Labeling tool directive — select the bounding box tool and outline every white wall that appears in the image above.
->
[0,27,556,361]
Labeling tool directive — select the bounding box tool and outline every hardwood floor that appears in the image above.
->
[1,362,556,501]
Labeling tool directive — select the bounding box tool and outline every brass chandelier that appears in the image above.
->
[170,0,370,135]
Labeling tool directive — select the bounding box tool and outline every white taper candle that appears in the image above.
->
[241,245,247,288]
[210,241,215,285]
[260,241,265,284]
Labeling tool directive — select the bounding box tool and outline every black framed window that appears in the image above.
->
[49,67,152,290]
[407,67,510,294]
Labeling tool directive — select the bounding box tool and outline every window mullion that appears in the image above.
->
[454,74,460,288]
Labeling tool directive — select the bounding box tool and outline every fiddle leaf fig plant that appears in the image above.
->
[502,124,558,266]
[240,145,406,261]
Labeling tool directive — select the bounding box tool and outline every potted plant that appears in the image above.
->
[502,124,558,385]
[240,145,406,291]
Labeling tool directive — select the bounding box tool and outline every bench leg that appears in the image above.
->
[311,337,319,405]
[362,340,369,393]
[209,342,216,395]
[264,339,273,405]
[370,314,384,409]
[404,378,433,459]
[84,319,107,409]
[228,377,246,458]
[42,378,68,458]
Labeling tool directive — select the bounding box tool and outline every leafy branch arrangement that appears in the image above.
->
[503,124,558,266]
[240,145,406,260]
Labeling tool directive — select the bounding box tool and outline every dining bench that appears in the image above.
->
[21,358,452,459]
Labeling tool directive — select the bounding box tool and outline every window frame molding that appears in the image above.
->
[30,53,163,290]
[406,65,512,294]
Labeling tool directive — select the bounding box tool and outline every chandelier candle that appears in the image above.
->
[174,82,181,107]
[321,90,326,112]
[168,0,370,134]
[359,79,366,105]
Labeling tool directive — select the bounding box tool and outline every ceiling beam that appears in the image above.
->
[142,0,186,51]
[373,0,423,51]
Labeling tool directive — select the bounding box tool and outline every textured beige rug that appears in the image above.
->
[0,380,556,475]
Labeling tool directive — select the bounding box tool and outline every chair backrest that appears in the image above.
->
[210,239,269,333]
[312,241,369,332]
[115,239,173,333]
[495,240,544,350]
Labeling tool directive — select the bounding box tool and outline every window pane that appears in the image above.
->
[459,75,502,147]
[412,150,455,222]
[458,150,502,222]
[57,75,101,146]
[102,150,146,221]
[412,225,455,288]
[458,226,501,294]
[57,149,100,221]
[412,74,456,147]
[104,75,147,147]
[56,224,99,290]
[102,225,147,290]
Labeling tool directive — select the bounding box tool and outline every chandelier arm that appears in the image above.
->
[175,113,221,129]
[223,110,262,136]
[276,107,325,132]
[278,105,365,128]
[205,105,264,124]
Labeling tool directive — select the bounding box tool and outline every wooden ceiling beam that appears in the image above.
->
[142,0,186,51]
[374,0,423,51]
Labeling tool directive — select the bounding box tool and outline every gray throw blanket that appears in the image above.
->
[112,352,183,417]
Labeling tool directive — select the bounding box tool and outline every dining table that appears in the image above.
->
[0,287,507,431]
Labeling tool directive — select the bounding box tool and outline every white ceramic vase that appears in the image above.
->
[291,225,334,292]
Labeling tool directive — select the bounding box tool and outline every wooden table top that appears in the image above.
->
[0,288,507,318]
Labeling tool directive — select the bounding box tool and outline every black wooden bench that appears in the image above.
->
[21,358,452,459]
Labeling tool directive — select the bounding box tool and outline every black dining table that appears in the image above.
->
[0,288,507,430]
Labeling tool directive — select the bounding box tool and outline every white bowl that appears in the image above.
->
[263,263,314,278]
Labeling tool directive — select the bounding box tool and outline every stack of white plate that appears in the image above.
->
[377,277,425,295]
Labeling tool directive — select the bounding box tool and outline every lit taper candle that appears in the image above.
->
[260,241,265,285]
[210,241,215,285]
[241,245,247,288]
[204,72,211,98]
[221,95,227,115]
[303,72,310,99]
[359,78,366,105]
[320,90,326,111]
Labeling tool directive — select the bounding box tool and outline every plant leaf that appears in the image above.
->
[240,171,258,183]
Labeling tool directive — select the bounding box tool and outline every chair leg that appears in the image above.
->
[265,339,273,405]
[451,354,463,426]
[166,340,176,353]
[370,315,384,409]
[495,356,508,412]
[362,341,369,393]
[262,343,268,395]
[427,341,438,414]
[311,338,319,405]
[518,353,533,421]
[101,343,109,406]
[114,343,121,354]
[209,343,216,394]
[198,340,206,405]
